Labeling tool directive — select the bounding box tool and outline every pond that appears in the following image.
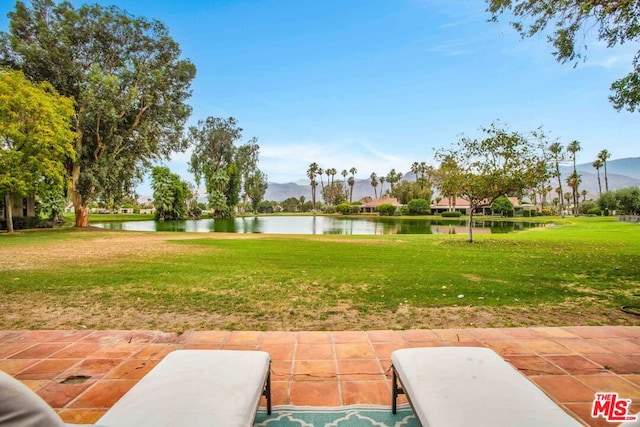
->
[93,216,546,235]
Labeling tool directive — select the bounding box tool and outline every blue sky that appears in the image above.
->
[1,0,638,195]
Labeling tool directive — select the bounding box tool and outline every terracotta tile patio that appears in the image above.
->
[1,326,638,426]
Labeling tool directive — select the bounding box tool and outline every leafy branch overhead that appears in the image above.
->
[487,0,640,112]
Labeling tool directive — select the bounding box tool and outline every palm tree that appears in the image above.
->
[592,158,603,197]
[581,189,588,202]
[307,163,318,212]
[598,149,611,192]
[370,172,378,198]
[567,140,581,214]
[549,142,565,215]
[348,167,357,203]
[379,176,386,196]
[566,172,582,216]
[341,169,348,189]
[317,167,325,194]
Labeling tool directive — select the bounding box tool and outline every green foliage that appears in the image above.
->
[376,203,397,216]
[491,195,514,216]
[188,117,265,217]
[616,187,640,214]
[0,68,76,231]
[1,0,196,225]
[541,207,553,216]
[245,170,268,215]
[442,211,462,218]
[407,198,430,215]
[336,202,351,215]
[488,0,640,112]
[436,123,547,241]
[391,180,432,205]
[150,166,189,221]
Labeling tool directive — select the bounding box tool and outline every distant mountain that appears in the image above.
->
[264,157,640,202]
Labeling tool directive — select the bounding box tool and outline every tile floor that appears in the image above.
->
[0,326,638,426]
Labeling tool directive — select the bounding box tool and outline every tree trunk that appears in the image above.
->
[603,162,609,192]
[69,163,90,228]
[467,208,474,243]
[5,193,14,233]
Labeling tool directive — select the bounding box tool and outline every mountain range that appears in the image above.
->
[264,157,640,202]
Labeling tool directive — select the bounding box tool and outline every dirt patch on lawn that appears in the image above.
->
[2,229,639,331]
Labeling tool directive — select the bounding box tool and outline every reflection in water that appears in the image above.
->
[94,216,545,235]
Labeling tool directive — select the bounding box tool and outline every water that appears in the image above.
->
[93,216,544,235]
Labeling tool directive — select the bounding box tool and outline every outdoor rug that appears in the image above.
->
[254,404,419,426]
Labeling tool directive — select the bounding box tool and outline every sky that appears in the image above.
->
[1,0,638,195]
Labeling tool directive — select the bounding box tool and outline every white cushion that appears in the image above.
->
[0,370,65,427]
[97,350,270,427]
[392,347,583,427]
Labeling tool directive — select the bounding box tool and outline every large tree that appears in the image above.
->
[0,68,75,232]
[0,0,196,227]
[548,142,566,215]
[488,0,640,112]
[150,166,189,221]
[436,123,548,242]
[188,117,261,218]
[598,149,612,192]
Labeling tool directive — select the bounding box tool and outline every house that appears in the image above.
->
[359,196,402,213]
[0,194,37,229]
[432,196,535,216]
[431,197,472,215]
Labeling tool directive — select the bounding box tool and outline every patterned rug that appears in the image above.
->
[254,405,419,426]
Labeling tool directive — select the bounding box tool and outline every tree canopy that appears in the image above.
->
[0,0,196,226]
[150,166,190,221]
[436,123,548,241]
[488,0,640,112]
[0,68,75,232]
[188,117,265,218]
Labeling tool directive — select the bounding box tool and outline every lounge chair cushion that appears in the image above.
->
[96,350,270,427]
[392,347,583,427]
[0,370,66,427]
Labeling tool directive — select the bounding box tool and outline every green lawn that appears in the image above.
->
[1,216,638,331]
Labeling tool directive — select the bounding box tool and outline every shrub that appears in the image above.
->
[335,203,350,215]
[441,211,461,217]
[400,206,410,216]
[491,195,514,216]
[541,207,553,216]
[376,203,397,216]
[587,207,602,216]
[407,198,430,215]
[348,205,361,214]
[0,216,47,231]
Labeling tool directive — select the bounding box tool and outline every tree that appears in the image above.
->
[1,0,196,227]
[150,166,189,221]
[567,140,582,216]
[548,142,566,215]
[0,68,75,232]
[488,0,640,112]
[407,198,430,215]
[616,186,640,214]
[348,167,357,203]
[434,155,462,212]
[370,172,379,198]
[592,158,603,197]
[491,195,514,216]
[307,163,319,212]
[245,170,268,215]
[188,117,261,218]
[598,149,612,192]
[436,123,548,242]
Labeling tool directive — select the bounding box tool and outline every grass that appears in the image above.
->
[1,216,639,331]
